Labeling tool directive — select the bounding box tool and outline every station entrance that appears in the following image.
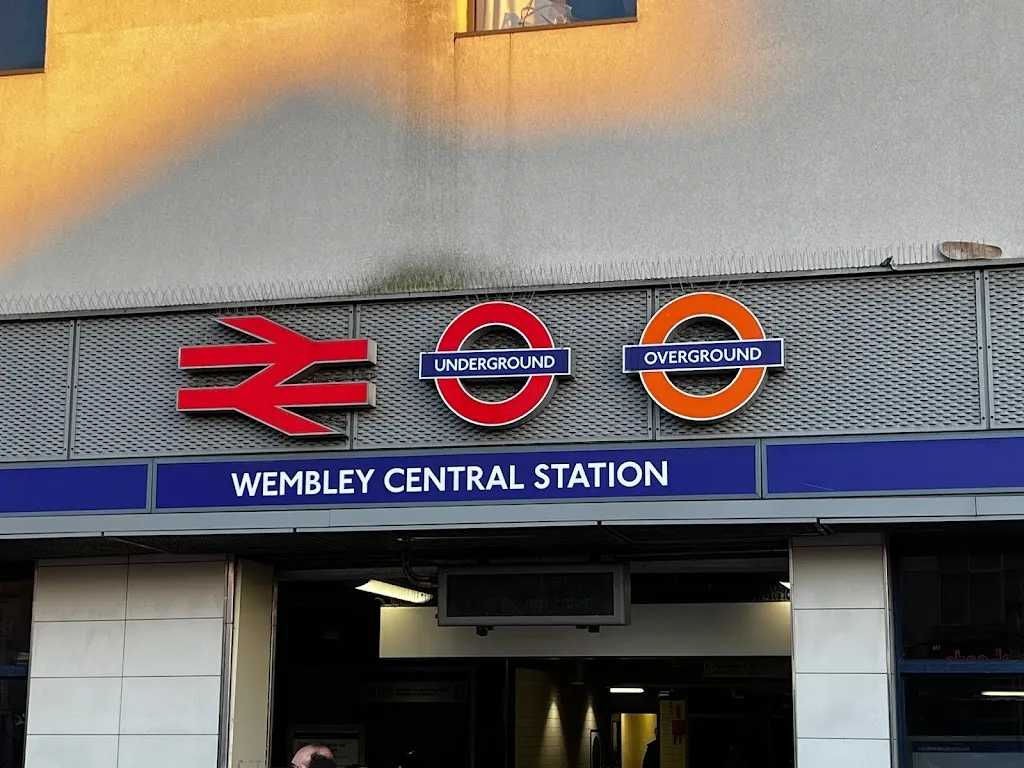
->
[267,529,795,768]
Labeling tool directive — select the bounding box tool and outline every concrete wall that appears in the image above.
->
[25,556,228,768]
[0,0,1022,311]
[790,535,895,768]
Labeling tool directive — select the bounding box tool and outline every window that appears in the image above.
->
[0,0,47,74]
[896,536,1024,768]
[905,675,1024,768]
[899,550,1024,661]
[469,0,636,33]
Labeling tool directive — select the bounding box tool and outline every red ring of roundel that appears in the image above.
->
[434,302,558,428]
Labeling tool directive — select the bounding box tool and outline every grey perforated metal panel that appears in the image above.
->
[0,320,72,460]
[654,271,983,438]
[71,305,355,458]
[353,289,652,449]
[984,268,1024,427]
[55,269,989,459]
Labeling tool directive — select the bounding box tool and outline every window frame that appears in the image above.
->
[0,0,48,76]
[457,0,637,37]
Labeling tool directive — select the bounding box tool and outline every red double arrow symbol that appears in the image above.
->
[176,317,376,436]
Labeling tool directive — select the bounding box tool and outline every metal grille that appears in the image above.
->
[37,270,992,459]
[353,289,652,449]
[0,321,72,461]
[985,269,1024,427]
[655,271,983,438]
[71,305,355,458]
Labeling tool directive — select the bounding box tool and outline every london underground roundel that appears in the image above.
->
[622,292,784,422]
[419,302,573,428]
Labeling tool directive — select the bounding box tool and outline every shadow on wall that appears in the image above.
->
[2,76,1014,316]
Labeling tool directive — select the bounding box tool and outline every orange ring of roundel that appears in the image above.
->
[639,292,767,422]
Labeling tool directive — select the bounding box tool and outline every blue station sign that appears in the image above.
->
[155,444,759,511]
[0,463,149,515]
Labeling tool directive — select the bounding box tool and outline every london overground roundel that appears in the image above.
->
[622,292,785,421]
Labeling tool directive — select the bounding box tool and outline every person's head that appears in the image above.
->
[292,745,334,768]
[308,755,339,768]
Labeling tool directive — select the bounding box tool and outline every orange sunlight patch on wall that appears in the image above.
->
[0,0,773,264]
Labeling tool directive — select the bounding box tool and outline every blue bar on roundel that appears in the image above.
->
[0,463,150,515]
[622,339,784,374]
[419,348,572,379]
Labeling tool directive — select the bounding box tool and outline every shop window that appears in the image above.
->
[0,0,47,74]
[904,675,1024,767]
[467,0,636,33]
[899,551,1024,661]
[896,538,1024,768]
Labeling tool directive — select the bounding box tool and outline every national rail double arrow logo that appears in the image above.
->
[176,317,376,436]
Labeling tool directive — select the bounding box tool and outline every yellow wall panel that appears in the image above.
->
[621,713,657,768]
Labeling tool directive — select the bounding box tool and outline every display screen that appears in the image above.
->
[444,571,616,618]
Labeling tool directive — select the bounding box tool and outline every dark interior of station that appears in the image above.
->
[266,524,799,768]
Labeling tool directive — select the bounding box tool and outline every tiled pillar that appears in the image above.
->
[791,534,895,768]
[25,555,228,768]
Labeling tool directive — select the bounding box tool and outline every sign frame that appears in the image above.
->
[436,563,630,627]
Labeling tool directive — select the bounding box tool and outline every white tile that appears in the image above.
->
[798,738,892,768]
[31,621,125,677]
[34,565,128,621]
[123,618,223,677]
[118,734,219,768]
[795,673,891,740]
[793,609,889,674]
[126,561,225,620]
[27,677,123,735]
[791,546,886,610]
[120,676,222,735]
[24,735,119,767]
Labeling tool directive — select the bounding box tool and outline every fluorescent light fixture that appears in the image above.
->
[981,691,1024,698]
[356,579,432,604]
[609,687,645,694]
[779,581,791,590]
